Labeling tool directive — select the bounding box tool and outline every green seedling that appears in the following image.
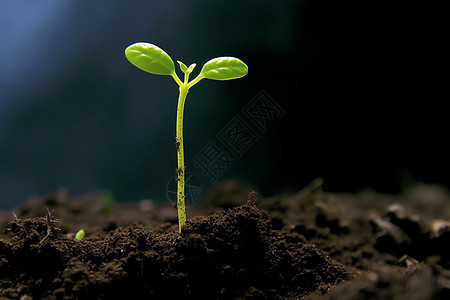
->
[101,190,115,214]
[125,42,248,233]
[75,229,85,241]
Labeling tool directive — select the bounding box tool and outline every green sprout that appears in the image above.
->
[125,42,248,233]
[101,190,115,214]
[75,229,85,241]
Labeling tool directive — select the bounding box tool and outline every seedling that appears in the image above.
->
[75,229,85,241]
[125,42,248,233]
[101,190,115,214]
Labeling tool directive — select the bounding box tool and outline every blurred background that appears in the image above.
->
[0,0,447,209]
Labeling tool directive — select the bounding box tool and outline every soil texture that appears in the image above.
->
[0,180,449,299]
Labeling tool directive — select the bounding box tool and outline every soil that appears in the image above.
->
[0,179,449,299]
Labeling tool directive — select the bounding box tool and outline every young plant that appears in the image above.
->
[75,229,85,241]
[101,190,115,214]
[125,42,248,233]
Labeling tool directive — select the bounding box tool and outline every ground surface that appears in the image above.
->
[0,179,449,299]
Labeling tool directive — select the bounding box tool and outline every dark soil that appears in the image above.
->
[1,180,449,299]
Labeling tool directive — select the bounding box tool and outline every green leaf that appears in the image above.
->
[125,42,175,75]
[200,57,248,80]
[187,63,197,73]
[177,61,188,73]
[75,229,85,241]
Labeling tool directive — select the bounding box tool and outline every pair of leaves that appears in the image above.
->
[125,42,248,82]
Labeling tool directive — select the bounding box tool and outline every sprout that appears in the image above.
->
[75,229,85,241]
[101,190,115,214]
[125,42,248,233]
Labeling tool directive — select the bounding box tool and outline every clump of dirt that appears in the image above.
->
[0,191,349,299]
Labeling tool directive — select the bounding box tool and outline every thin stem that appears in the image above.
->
[173,66,202,233]
[176,82,189,233]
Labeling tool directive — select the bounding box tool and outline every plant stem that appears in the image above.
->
[172,68,201,233]
[176,82,189,233]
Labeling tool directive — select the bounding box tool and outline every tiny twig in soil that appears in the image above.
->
[39,208,60,245]
[295,177,324,199]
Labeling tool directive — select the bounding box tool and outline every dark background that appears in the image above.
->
[0,0,447,209]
